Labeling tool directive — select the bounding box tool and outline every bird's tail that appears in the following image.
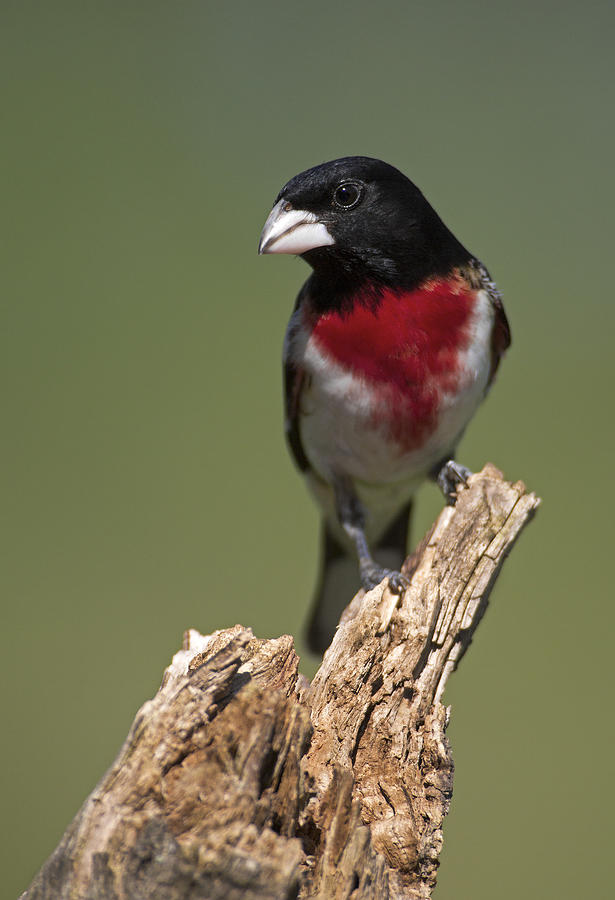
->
[305,501,412,655]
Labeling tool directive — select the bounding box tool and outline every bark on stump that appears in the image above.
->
[22,464,539,900]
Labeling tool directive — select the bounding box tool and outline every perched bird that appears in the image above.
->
[259,157,510,653]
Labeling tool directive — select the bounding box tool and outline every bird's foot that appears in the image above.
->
[436,459,472,504]
[360,562,410,593]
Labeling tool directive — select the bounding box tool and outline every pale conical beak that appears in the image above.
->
[258,199,335,255]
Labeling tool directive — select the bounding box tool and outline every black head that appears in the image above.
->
[259,156,471,296]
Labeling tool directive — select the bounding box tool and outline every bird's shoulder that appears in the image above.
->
[461,259,511,383]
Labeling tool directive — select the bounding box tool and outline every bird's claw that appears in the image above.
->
[387,570,410,594]
[361,564,410,593]
[437,459,472,504]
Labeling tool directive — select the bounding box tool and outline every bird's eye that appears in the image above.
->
[333,182,362,209]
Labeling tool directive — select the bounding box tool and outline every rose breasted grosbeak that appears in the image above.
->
[259,157,510,653]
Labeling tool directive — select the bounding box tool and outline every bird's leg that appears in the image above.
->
[333,477,409,594]
[433,458,473,504]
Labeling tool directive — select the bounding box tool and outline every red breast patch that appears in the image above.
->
[309,275,477,449]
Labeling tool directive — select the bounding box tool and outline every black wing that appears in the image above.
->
[283,284,311,472]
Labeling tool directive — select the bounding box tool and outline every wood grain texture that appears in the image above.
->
[22,465,539,900]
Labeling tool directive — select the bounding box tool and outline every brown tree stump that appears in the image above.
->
[22,464,539,900]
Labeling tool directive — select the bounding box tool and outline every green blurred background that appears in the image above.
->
[2,1,613,896]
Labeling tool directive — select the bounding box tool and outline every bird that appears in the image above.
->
[258,157,510,653]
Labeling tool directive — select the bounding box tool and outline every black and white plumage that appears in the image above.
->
[259,157,510,652]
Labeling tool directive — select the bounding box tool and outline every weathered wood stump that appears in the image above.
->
[22,464,539,899]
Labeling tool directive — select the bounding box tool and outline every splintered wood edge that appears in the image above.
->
[316,464,539,700]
